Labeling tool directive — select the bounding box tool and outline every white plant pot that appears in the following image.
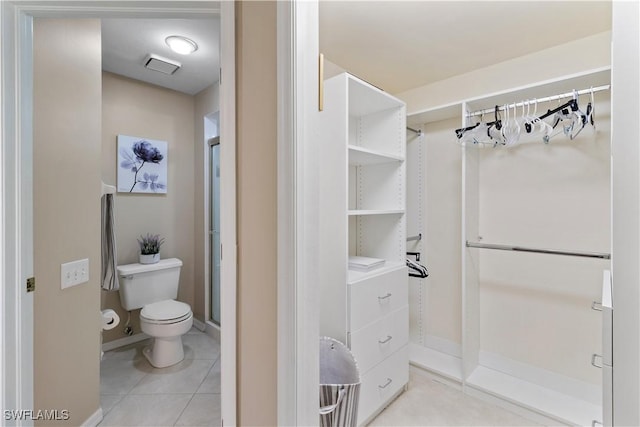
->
[140,253,160,264]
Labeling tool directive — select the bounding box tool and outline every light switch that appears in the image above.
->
[61,258,89,289]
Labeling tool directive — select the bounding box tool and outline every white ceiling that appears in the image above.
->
[102,18,220,95]
[320,1,612,94]
[102,3,611,97]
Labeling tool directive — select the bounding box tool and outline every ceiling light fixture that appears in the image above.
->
[165,35,198,55]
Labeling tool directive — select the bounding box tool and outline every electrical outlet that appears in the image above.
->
[61,258,89,289]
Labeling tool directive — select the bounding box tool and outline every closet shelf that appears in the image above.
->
[348,145,404,165]
[346,73,405,117]
[348,209,404,216]
[347,261,405,284]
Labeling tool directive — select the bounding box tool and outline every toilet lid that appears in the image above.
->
[141,299,191,322]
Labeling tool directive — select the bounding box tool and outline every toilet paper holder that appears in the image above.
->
[101,309,120,331]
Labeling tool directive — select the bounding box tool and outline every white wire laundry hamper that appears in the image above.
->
[319,336,361,427]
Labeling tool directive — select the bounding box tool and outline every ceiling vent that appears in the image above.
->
[144,54,181,75]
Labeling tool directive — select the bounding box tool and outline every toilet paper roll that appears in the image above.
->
[101,309,120,331]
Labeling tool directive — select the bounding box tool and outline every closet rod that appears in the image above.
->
[466,241,611,260]
[466,84,610,118]
[407,126,422,136]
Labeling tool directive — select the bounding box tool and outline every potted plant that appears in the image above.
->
[138,233,165,264]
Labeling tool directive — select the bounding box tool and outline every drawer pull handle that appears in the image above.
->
[591,354,603,369]
[378,293,392,301]
[378,335,392,344]
[378,378,392,389]
[592,301,603,311]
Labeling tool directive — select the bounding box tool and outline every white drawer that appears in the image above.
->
[357,345,408,426]
[349,267,407,331]
[603,364,613,427]
[350,306,408,374]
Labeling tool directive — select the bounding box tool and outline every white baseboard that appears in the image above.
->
[81,407,103,427]
[479,350,601,405]
[102,333,149,352]
[424,334,461,358]
[193,317,206,331]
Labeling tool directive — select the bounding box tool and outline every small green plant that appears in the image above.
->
[137,233,165,255]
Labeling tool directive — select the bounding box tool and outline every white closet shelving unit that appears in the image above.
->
[406,67,612,427]
[319,72,408,426]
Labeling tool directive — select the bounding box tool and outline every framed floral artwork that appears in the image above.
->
[117,135,168,194]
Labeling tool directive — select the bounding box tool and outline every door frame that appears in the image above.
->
[276,1,320,425]
[0,2,237,425]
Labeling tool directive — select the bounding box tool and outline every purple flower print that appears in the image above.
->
[139,173,167,191]
[133,141,164,163]
[119,140,166,192]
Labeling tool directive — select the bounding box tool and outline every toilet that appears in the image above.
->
[117,258,193,368]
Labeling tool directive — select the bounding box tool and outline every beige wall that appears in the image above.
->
[236,1,278,425]
[397,31,611,113]
[101,72,196,342]
[33,19,102,425]
[194,84,220,323]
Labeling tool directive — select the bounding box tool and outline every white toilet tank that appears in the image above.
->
[117,258,183,311]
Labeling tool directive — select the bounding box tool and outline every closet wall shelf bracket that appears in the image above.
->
[466,241,611,260]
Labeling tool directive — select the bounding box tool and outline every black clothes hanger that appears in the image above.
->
[406,258,428,278]
[455,105,504,140]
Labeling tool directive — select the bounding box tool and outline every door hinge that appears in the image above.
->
[26,277,35,293]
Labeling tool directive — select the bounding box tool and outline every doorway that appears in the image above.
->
[1,2,236,426]
[208,132,221,326]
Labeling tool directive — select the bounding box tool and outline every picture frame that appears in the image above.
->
[117,135,168,194]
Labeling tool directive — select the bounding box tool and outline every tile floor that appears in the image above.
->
[99,328,221,427]
[368,367,543,426]
[100,332,541,427]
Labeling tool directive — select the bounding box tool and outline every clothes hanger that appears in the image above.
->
[406,258,428,278]
[586,86,596,131]
[502,103,520,146]
[568,91,590,140]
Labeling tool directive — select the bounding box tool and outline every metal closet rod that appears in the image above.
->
[466,241,611,260]
[407,126,422,136]
[466,84,611,118]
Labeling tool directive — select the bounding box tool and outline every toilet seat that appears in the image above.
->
[141,299,192,325]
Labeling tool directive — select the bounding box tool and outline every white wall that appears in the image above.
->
[611,1,640,425]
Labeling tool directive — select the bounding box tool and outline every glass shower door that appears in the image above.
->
[209,137,221,325]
